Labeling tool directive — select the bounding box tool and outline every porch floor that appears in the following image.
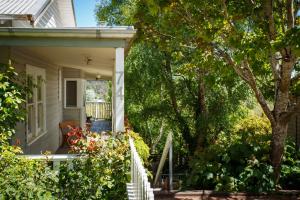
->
[56,144,69,154]
[90,119,112,133]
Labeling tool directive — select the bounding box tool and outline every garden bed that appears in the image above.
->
[154,190,300,200]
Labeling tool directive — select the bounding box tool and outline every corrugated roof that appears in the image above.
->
[0,0,50,19]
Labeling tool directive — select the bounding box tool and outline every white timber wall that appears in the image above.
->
[10,0,75,28]
[35,0,64,28]
[56,0,76,27]
[10,48,63,154]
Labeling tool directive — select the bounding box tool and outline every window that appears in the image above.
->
[64,79,84,108]
[26,65,46,143]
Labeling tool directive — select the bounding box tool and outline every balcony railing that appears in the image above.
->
[86,102,111,119]
[127,138,154,200]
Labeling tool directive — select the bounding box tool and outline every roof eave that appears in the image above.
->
[0,27,136,39]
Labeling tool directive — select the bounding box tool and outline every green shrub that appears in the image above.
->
[0,63,27,149]
[279,138,300,189]
[0,132,149,200]
[188,115,300,192]
[0,148,59,199]
[0,64,57,199]
[128,130,150,163]
[58,133,131,200]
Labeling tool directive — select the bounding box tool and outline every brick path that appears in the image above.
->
[154,190,300,200]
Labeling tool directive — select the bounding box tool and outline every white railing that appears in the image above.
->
[127,138,154,200]
[20,154,83,171]
[86,102,112,119]
[153,132,173,189]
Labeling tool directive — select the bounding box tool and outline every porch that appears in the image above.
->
[0,27,135,154]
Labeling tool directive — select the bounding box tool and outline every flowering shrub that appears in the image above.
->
[56,129,150,199]
[58,133,130,199]
[65,126,84,146]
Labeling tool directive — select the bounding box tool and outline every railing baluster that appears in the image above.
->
[128,138,154,200]
[86,102,112,119]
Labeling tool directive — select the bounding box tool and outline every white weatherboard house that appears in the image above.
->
[0,0,135,154]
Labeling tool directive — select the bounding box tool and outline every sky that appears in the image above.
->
[74,0,98,27]
[73,1,300,27]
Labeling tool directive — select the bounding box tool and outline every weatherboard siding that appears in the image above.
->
[10,48,62,154]
[56,0,76,27]
[35,0,63,28]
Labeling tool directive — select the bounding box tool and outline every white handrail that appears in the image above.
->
[153,132,172,187]
[127,138,154,200]
[20,154,84,171]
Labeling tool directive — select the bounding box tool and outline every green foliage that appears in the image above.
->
[279,139,300,189]
[96,1,252,158]
[0,63,27,147]
[0,150,58,199]
[0,133,150,200]
[188,115,300,192]
[0,63,56,199]
[128,130,150,163]
[85,80,110,102]
[58,134,131,200]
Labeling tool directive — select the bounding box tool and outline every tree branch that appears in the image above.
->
[264,0,276,40]
[214,46,275,125]
[239,60,276,126]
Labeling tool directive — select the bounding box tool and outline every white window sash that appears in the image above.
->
[26,65,46,143]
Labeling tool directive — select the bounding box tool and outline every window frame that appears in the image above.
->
[26,65,47,144]
[64,78,83,109]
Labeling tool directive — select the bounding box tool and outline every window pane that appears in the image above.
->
[37,75,42,101]
[27,105,35,134]
[27,75,34,103]
[66,81,77,107]
[37,103,43,132]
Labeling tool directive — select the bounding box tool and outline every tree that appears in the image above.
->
[131,0,300,183]
[96,1,250,155]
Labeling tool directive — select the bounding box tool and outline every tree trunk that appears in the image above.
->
[162,54,194,152]
[195,70,207,152]
[271,121,289,185]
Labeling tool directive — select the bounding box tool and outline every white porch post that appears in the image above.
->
[113,47,125,132]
